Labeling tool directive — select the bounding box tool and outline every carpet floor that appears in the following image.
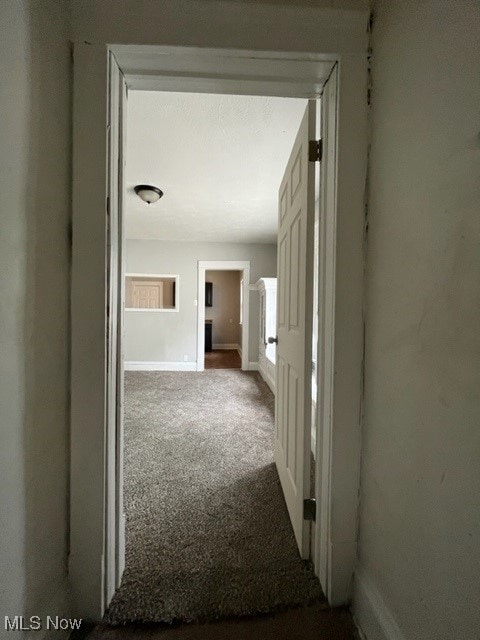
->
[105,370,324,626]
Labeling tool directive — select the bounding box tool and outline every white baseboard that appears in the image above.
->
[259,367,275,394]
[125,361,196,371]
[212,343,239,350]
[353,567,407,640]
[247,361,259,371]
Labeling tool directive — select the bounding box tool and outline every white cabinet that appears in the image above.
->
[256,277,277,394]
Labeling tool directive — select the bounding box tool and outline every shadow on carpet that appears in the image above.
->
[105,370,325,625]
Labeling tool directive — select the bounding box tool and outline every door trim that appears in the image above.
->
[71,43,367,618]
[197,260,250,371]
[313,61,367,606]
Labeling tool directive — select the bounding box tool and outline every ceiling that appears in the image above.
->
[126,91,307,244]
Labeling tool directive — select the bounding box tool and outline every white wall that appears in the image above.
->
[124,241,277,365]
[68,0,369,619]
[71,0,368,54]
[0,0,71,635]
[205,271,241,347]
[354,2,480,639]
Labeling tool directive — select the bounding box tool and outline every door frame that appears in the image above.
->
[197,261,250,371]
[71,44,367,619]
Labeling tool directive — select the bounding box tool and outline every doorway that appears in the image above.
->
[203,269,243,370]
[109,91,323,623]
[197,261,250,371]
[70,45,366,619]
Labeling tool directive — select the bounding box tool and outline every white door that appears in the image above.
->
[133,281,163,308]
[274,102,316,559]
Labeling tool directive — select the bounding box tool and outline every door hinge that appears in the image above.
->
[308,139,322,162]
[303,497,316,521]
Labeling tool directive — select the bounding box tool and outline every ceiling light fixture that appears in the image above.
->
[134,184,164,204]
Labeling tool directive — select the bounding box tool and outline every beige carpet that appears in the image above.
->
[105,370,324,625]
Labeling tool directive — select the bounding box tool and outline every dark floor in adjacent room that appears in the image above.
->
[204,349,241,369]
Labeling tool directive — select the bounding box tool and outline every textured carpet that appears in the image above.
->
[105,370,324,625]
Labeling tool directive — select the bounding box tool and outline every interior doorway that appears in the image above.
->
[203,269,243,370]
[109,90,324,623]
[197,261,250,371]
[70,45,367,620]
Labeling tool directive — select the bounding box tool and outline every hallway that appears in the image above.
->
[105,370,323,625]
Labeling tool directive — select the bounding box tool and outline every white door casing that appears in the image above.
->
[105,52,127,605]
[70,44,366,618]
[70,48,127,616]
[314,62,366,606]
[275,102,316,559]
[115,64,128,592]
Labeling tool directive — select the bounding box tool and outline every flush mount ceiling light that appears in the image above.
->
[134,184,164,204]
